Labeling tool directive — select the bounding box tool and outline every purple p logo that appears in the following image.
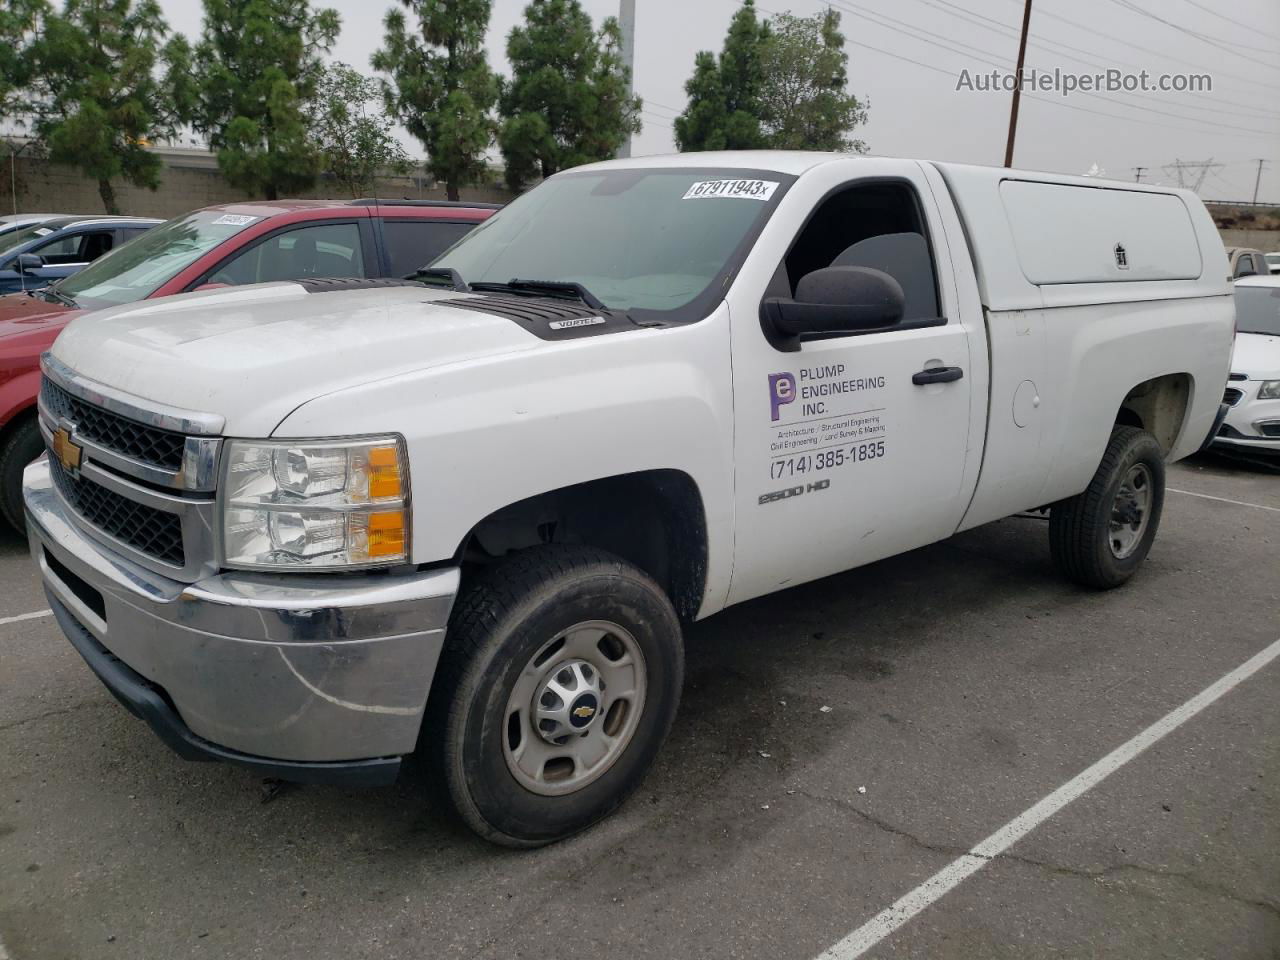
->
[768,372,796,422]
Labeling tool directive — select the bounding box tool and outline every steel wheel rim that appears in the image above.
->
[1109,463,1153,559]
[503,620,647,797]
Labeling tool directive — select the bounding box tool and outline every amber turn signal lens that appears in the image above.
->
[367,445,403,500]
[365,510,407,558]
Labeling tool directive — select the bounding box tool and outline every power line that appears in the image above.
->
[839,0,1280,125]
[1175,0,1280,45]
[1106,0,1280,70]
[822,0,1277,138]
[987,0,1280,95]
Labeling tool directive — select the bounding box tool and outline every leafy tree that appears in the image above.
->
[23,0,191,213]
[373,0,498,202]
[191,0,340,200]
[674,0,769,152]
[497,0,640,191]
[758,10,867,152]
[308,62,412,198]
[0,0,49,129]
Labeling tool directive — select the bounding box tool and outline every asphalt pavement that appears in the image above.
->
[0,452,1276,960]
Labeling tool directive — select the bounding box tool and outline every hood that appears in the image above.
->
[50,282,541,436]
[1230,332,1280,381]
[0,291,76,339]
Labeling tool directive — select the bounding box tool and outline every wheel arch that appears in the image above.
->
[454,469,709,623]
[1115,372,1192,455]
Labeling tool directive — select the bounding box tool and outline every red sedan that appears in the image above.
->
[0,198,497,532]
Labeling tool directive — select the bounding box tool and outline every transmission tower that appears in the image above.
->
[1161,159,1224,194]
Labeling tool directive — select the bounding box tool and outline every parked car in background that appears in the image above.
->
[1265,252,1280,275]
[0,216,161,294]
[0,213,91,243]
[1213,274,1280,458]
[0,198,497,533]
[1225,246,1269,279]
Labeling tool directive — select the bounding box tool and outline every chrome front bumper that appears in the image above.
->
[24,458,459,777]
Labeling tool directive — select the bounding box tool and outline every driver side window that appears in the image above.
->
[777,181,942,326]
[208,222,367,286]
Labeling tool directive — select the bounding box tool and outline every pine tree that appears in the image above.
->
[497,0,640,192]
[25,0,190,213]
[674,0,769,152]
[191,0,340,200]
[373,0,498,202]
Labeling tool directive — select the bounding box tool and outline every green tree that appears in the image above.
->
[0,0,49,129]
[674,0,769,152]
[308,62,412,198]
[497,0,640,192]
[373,0,498,202]
[24,0,190,213]
[191,0,340,200]
[758,10,868,152]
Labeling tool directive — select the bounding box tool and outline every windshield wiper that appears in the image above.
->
[409,267,470,292]
[42,286,76,308]
[469,278,606,310]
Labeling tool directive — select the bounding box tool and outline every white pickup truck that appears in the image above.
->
[24,152,1233,846]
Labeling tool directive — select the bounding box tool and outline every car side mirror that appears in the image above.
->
[16,253,44,274]
[762,266,905,338]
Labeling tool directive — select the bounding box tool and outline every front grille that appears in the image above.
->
[1223,387,1243,406]
[48,457,185,567]
[41,377,186,470]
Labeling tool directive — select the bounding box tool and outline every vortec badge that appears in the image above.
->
[548,316,606,331]
[51,427,82,474]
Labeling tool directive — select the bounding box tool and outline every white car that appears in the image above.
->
[1215,274,1280,457]
[24,152,1233,846]
[1264,252,1280,275]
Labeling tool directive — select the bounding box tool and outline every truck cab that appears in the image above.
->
[23,152,1233,847]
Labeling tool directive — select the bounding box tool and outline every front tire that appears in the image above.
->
[0,417,43,536]
[1050,426,1165,589]
[434,546,684,847]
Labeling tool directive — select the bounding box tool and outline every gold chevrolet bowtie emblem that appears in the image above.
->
[572,705,596,719]
[52,427,82,473]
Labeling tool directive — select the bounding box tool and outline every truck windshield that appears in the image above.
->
[433,168,794,320]
[53,210,263,309]
[1235,285,1280,336]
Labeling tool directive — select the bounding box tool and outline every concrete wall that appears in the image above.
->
[2,155,513,219]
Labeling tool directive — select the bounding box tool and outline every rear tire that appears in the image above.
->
[433,545,683,848]
[0,417,42,536]
[1050,426,1165,589]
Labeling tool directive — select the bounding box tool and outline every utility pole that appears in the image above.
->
[1003,0,1034,167]
[1251,158,1268,204]
[616,0,636,159]
[1161,158,1223,194]
[1132,166,1147,183]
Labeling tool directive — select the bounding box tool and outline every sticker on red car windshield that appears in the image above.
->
[682,179,779,201]
[211,214,258,226]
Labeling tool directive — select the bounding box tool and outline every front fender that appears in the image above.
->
[274,306,737,617]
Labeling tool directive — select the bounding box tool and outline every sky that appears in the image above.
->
[159,0,1280,202]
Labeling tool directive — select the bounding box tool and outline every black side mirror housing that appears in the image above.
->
[16,253,44,274]
[762,266,905,338]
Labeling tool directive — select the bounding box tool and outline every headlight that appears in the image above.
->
[219,436,409,570]
[1258,380,1280,400]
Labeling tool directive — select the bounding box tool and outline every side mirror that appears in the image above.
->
[762,266,905,337]
[16,253,44,274]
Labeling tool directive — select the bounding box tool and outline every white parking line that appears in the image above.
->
[1168,488,1280,514]
[814,636,1280,960]
[0,609,51,627]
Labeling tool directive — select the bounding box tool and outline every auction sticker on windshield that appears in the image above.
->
[682,179,779,201]
[211,214,258,226]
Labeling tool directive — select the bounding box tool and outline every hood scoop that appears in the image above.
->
[437,294,640,341]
